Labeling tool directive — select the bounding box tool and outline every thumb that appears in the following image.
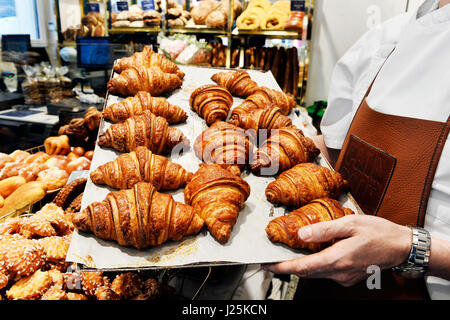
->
[298,216,354,243]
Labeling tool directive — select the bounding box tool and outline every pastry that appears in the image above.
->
[65,193,83,215]
[81,271,110,297]
[261,1,290,30]
[0,182,47,219]
[0,153,14,171]
[72,147,85,157]
[284,11,304,31]
[84,150,94,161]
[241,86,296,116]
[194,121,254,175]
[36,168,69,191]
[41,287,68,300]
[0,176,26,198]
[103,91,187,124]
[90,146,192,191]
[113,46,184,79]
[44,155,70,172]
[0,234,46,288]
[19,203,73,238]
[52,178,87,210]
[265,163,348,207]
[189,84,233,126]
[184,164,250,243]
[211,70,258,98]
[266,198,354,251]
[9,150,31,162]
[18,162,48,182]
[191,0,220,24]
[66,157,91,174]
[6,270,53,300]
[111,273,143,299]
[251,126,319,175]
[107,66,183,97]
[98,110,190,155]
[228,105,292,134]
[71,182,204,249]
[37,236,70,262]
[95,286,121,300]
[83,107,102,131]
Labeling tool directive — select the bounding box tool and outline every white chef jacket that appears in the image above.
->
[321,0,450,300]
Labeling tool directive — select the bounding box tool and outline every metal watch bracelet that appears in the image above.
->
[393,226,431,279]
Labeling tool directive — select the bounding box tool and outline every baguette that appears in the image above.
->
[0,176,27,198]
[0,181,48,219]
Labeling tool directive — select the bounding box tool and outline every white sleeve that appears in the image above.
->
[320,13,411,150]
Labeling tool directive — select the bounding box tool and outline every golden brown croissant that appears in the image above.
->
[228,105,292,134]
[71,182,204,249]
[90,146,192,190]
[113,46,185,79]
[242,86,296,115]
[193,121,254,175]
[211,70,258,98]
[265,163,347,208]
[184,164,250,243]
[189,84,233,126]
[103,91,187,124]
[266,198,354,251]
[98,110,190,154]
[250,126,319,175]
[107,66,183,97]
[83,107,102,131]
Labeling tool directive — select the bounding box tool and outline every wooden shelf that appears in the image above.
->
[108,27,161,34]
[232,28,302,39]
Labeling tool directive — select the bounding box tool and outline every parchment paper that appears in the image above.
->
[66,65,361,270]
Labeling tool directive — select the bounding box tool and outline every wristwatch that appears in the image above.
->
[393,227,431,279]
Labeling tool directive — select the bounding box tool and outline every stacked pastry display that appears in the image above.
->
[111,4,145,28]
[0,201,174,300]
[62,11,105,41]
[189,0,242,29]
[166,0,191,28]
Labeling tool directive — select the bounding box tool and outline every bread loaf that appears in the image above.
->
[0,181,47,219]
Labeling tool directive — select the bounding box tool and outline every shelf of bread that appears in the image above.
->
[108,26,161,34]
[232,28,302,39]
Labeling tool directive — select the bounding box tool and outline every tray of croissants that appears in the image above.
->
[64,45,362,271]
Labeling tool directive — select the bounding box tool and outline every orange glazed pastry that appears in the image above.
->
[265,163,347,208]
[266,198,354,251]
[184,164,250,244]
[72,182,204,249]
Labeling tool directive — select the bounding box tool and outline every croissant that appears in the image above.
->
[72,182,204,249]
[83,107,102,131]
[266,198,354,251]
[98,110,190,154]
[107,66,183,97]
[113,46,185,79]
[242,87,296,115]
[184,164,250,243]
[265,163,347,208]
[189,84,233,126]
[90,146,192,191]
[193,121,254,175]
[44,135,71,156]
[103,91,187,124]
[251,126,319,175]
[228,105,292,135]
[211,70,258,98]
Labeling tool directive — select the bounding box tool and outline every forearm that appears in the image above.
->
[428,237,450,280]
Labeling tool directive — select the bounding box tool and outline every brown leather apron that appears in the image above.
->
[295,54,450,300]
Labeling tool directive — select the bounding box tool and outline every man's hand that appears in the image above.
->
[263,215,412,287]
